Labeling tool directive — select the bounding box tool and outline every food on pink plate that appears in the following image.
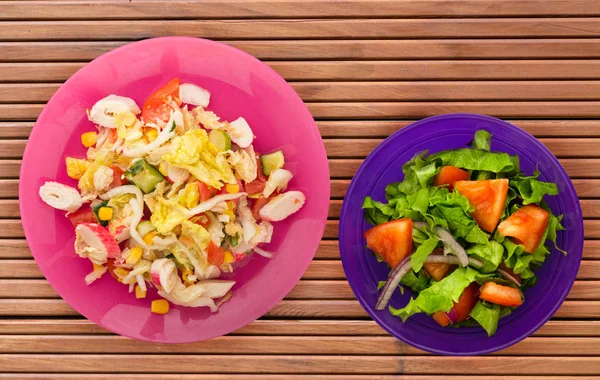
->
[39,78,305,314]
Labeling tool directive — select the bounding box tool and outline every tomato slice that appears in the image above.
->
[479,282,523,307]
[452,283,480,322]
[433,166,470,190]
[497,204,549,253]
[142,78,181,123]
[111,166,127,187]
[252,196,271,220]
[106,259,120,282]
[423,248,455,281]
[431,283,479,327]
[197,181,215,202]
[67,206,97,227]
[454,179,509,233]
[207,241,225,266]
[245,180,266,196]
[364,218,412,268]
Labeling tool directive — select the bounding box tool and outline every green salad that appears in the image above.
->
[362,130,566,336]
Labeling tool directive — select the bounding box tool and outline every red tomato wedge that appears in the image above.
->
[142,78,181,123]
[433,166,470,190]
[252,196,271,220]
[111,166,127,187]
[454,179,509,233]
[432,283,479,327]
[67,206,96,227]
[364,218,412,268]
[423,248,455,281]
[479,282,523,307]
[207,241,225,266]
[197,181,215,202]
[497,204,549,254]
[453,283,480,322]
[245,180,266,196]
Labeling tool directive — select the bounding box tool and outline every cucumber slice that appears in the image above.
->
[124,159,165,193]
[137,220,156,238]
[260,150,285,176]
[209,129,231,152]
[92,200,109,226]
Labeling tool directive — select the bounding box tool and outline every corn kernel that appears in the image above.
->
[248,193,261,199]
[223,201,236,220]
[151,299,170,314]
[97,207,113,221]
[146,129,158,142]
[126,246,143,265]
[143,232,156,246]
[225,183,240,194]
[81,132,97,148]
[66,157,89,180]
[122,112,137,127]
[114,267,130,279]
[93,263,104,271]
[223,251,234,264]
[135,284,146,299]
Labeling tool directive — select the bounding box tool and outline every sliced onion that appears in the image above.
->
[375,255,412,310]
[412,222,469,267]
[424,254,483,269]
[445,308,459,324]
[432,226,469,267]
[497,267,522,287]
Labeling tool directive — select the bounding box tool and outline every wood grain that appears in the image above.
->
[2,1,600,20]
[8,19,600,41]
[0,299,597,319]
[10,61,600,82]
[0,377,598,380]
[10,40,600,62]
[1,354,600,374]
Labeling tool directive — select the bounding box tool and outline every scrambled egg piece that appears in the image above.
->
[162,129,236,189]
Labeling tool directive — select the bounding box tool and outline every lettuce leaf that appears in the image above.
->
[429,190,489,245]
[510,171,559,205]
[429,148,514,173]
[410,234,439,272]
[467,241,504,272]
[472,130,492,151]
[401,270,430,293]
[362,196,397,225]
[396,152,439,195]
[389,267,479,321]
[469,301,501,336]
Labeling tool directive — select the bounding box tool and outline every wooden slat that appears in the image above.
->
[14,81,600,103]
[0,299,597,318]
[0,377,599,380]
[7,19,600,41]
[2,1,600,20]
[10,61,600,82]
[0,319,599,337]
[1,354,600,374]
[0,240,30,258]
[2,278,599,301]
[10,40,600,63]
[2,334,600,356]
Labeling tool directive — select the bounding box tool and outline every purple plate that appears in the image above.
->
[339,114,583,355]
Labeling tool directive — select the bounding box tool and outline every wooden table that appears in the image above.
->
[1,0,600,378]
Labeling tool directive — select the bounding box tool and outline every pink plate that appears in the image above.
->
[19,37,329,343]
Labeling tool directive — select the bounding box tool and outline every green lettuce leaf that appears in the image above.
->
[428,148,514,173]
[410,234,440,272]
[469,301,501,336]
[429,190,489,245]
[472,130,492,151]
[362,196,397,225]
[396,152,439,195]
[510,171,559,205]
[467,240,504,272]
[389,267,479,321]
[401,270,430,293]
